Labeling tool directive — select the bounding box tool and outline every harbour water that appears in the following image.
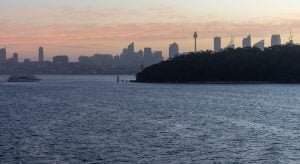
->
[0,75,299,163]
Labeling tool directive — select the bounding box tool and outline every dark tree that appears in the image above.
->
[136,45,300,83]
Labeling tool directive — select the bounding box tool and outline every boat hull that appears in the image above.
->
[7,75,41,83]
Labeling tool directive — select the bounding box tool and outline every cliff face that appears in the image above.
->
[136,46,300,83]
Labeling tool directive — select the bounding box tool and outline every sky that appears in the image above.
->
[1,0,300,61]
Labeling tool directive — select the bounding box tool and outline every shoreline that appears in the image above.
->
[131,80,300,84]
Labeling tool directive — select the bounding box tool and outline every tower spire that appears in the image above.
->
[193,31,198,53]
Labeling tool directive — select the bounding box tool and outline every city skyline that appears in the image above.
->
[1,0,300,60]
[0,33,292,62]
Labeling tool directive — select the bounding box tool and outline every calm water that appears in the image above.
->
[0,75,300,163]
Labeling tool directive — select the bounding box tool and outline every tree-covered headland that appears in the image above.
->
[136,45,300,83]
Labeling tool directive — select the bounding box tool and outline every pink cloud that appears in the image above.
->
[1,6,300,60]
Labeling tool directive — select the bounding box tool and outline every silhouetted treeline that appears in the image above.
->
[136,45,300,83]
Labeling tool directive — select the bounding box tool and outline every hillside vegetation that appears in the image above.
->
[136,45,300,83]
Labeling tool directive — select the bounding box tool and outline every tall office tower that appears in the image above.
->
[12,53,18,63]
[128,42,134,55]
[143,47,152,66]
[39,47,44,63]
[271,34,281,46]
[214,37,222,52]
[254,40,265,51]
[0,48,6,64]
[137,49,143,57]
[193,32,198,52]
[144,47,152,58]
[169,42,179,59]
[122,48,128,56]
[242,35,252,48]
[153,51,164,63]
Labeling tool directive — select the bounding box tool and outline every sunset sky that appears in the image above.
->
[1,0,300,61]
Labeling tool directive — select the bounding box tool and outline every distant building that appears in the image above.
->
[169,42,179,59]
[90,54,114,67]
[137,49,143,57]
[7,53,18,64]
[153,51,164,63]
[39,47,44,63]
[12,53,18,63]
[144,47,153,67]
[254,40,265,51]
[128,42,134,55]
[271,34,281,47]
[122,48,128,56]
[24,59,31,64]
[113,55,120,67]
[242,35,252,48]
[53,55,69,64]
[144,47,152,58]
[0,48,6,64]
[78,56,90,64]
[214,37,222,52]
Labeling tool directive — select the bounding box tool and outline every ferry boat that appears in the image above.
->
[7,75,41,82]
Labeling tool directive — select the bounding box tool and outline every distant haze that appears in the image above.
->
[1,0,300,61]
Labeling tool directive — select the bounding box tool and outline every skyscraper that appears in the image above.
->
[254,40,265,51]
[12,53,18,63]
[242,35,252,48]
[144,47,152,67]
[137,49,143,57]
[169,42,179,59]
[39,47,44,63]
[0,48,6,64]
[214,37,222,52]
[144,47,152,58]
[153,51,164,63]
[128,42,134,55]
[271,35,281,47]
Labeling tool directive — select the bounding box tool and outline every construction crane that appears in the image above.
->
[226,36,235,49]
[288,29,294,45]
